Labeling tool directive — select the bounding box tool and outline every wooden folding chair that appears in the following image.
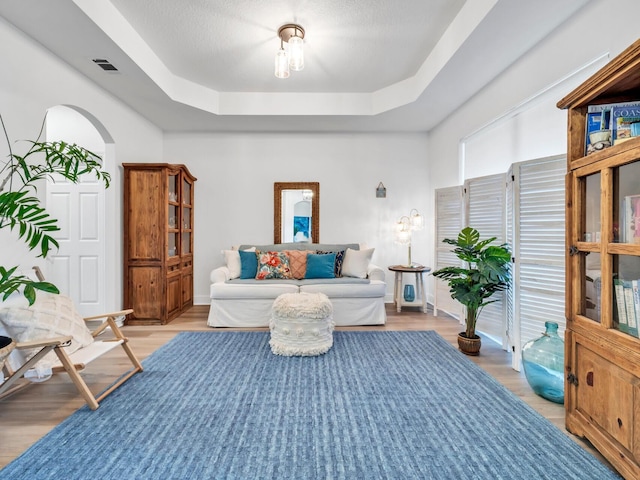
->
[0,309,143,410]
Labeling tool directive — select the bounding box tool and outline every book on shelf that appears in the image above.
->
[623,281,639,337]
[585,101,640,152]
[623,194,640,244]
[614,116,640,145]
[585,111,605,155]
[632,280,640,338]
[614,278,629,333]
[587,101,640,115]
[611,105,640,141]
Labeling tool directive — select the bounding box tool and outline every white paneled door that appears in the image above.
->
[46,171,106,316]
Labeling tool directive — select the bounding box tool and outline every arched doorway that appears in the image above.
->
[44,105,116,316]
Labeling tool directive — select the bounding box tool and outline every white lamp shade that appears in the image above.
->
[288,35,304,71]
[275,49,290,78]
[395,229,411,245]
[410,211,424,230]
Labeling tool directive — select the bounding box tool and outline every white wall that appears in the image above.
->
[0,17,163,309]
[429,0,640,190]
[3,0,640,312]
[163,132,430,304]
[426,0,640,309]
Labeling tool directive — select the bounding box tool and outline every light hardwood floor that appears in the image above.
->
[0,304,612,471]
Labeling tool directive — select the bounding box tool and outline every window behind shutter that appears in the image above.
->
[434,186,464,319]
[512,155,566,369]
[465,173,507,345]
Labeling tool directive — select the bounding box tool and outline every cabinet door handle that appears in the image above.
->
[567,373,578,386]
[586,371,594,386]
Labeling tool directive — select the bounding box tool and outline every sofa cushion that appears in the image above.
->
[305,253,336,279]
[256,251,291,279]
[285,250,311,279]
[239,250,258,279]
[223,247,256,279]
[238,243,360,253]
[300,280,386,298]
[342,247,375,279]
[210,282,299,299]
[317,250,345,277]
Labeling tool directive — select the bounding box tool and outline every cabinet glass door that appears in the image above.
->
[613,162,640,337]
[183,179,191,206]
[612,255,640,337]
[181,175,193,255]
[168,173,178,257]
[584,172,601,242]
[578,172,602,322]
[616,162,640,244]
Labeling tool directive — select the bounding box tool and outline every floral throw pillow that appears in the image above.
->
[256,251,292,279]
[284,250,311,279]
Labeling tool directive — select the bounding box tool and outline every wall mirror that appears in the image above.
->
[274,182,320,243]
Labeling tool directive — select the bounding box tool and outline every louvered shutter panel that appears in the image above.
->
[506,166,518,368]
[434,186,464,319]
[465,173,507,344]
[513,156,566,369]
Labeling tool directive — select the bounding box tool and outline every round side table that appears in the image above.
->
[388,265,431,313]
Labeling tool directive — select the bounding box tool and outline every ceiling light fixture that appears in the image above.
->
[275,24,305,79]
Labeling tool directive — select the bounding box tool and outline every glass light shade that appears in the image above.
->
[395,229,411,245]
[275,48,290,78]
[288,35,304,71]
[410,211,424,230]
[395,217,409,232]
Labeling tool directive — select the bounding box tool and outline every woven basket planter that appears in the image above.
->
[0,336,16,371]
[457,333,481,356]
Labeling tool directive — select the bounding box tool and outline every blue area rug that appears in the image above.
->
[0,331,620,479]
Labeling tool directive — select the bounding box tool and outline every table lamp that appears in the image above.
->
[394,209,424,266]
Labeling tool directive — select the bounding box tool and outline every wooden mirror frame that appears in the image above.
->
[274,182,320,244]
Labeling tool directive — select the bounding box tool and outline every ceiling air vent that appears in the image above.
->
[92,58,119,72]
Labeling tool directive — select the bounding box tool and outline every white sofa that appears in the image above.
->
[207,243,387,327]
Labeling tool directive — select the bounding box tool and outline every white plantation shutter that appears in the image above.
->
[510,155,566,370]
[464,173,507,346]
[506,165,517,367]
[434,186,464,319]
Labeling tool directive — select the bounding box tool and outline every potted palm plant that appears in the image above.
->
[0,114,110,305]
[432,227,511,355]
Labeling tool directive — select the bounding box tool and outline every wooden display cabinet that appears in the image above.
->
[123,163,196,325]
[557,39,640,479]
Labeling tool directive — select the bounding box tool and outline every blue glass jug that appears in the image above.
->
[522,322,564,404]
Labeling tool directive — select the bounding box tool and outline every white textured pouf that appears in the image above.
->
[269,292,334,356]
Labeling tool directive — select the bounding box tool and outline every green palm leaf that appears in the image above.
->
[0,191,60,257]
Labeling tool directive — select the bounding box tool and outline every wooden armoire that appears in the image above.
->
[123,163,196,325]
[558,39,640,479]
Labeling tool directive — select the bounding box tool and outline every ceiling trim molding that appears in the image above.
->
[71,0,494,117]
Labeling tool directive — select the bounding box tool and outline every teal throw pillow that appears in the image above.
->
[317,250,346,277]
[239,250,258,279]
[305,253,336,279]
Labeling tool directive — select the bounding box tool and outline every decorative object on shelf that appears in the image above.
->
[522,321,564,404]
[376,182,386,198]
[432,227,511,355]
[275,23,305,79]
[394,209,424,266]
[403,284,415,302]
[0,114,110,305]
